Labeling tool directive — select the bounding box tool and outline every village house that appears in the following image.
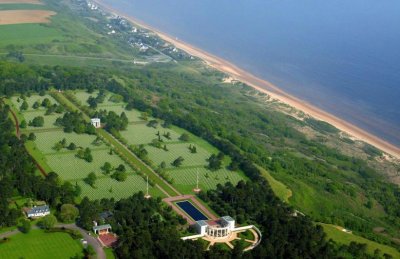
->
[24,205,50,218]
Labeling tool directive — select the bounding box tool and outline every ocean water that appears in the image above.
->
[101,0,400,147]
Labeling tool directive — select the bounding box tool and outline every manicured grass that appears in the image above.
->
[167,167,244,194]
[97,128,177,197]
[25,140,53,173]
[121,124,181,145]
[320,223,400,258]
[33,131,107,154]
[257,165,292,203]
[46,149,132,181]
[10,95,58,112]
[104,248,116,259]
[0,229,83,259]
[78,173,162,200]
[22,110,60,130]
[146,143,210,169]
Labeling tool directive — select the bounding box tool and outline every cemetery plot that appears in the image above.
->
[121,124,181,145]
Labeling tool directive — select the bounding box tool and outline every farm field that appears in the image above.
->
[7,94,157,200]
[70,90,247,195]
[0,10,56,25]
[0,229,84,259]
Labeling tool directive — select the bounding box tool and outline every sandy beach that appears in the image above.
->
[94,0,400,159]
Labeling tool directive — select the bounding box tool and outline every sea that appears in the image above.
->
[101,0,400,147]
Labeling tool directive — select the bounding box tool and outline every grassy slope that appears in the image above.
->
[320,223,400,258]
[0,229,83,259]
[257,165,292,203]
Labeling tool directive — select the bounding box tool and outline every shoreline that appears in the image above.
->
[94,0,400,159]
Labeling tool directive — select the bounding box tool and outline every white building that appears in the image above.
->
[25,205,50,218]
[91,118,101,128]
[193,216,236,239]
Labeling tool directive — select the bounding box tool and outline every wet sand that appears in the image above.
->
[94,0,400,159]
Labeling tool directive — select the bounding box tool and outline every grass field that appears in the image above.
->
[46,149,132,181]
[0,229,83,259]
[121,123,182,145]
[34,130,107,153]
[70,90,246,195]
[320,223,400,258]
[168,167,244,194]
[257,165,292,203]
[78,173,162,200]
[146,143,210,168]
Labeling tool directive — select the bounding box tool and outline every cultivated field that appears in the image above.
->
[0,10,55,25]
[0,0,42,3]
[0,229,83,259]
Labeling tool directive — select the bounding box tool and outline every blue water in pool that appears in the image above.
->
[101,0,400,147]
[176,201,208,221]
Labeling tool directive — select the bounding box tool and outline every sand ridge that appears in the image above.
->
[93,0,400,159]
[0,10,55,25]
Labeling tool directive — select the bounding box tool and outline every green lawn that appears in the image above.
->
[46,149,133,181]
[34,131,107,154]
[168,167,244,194]
[257,165,292,203]
[78,173,163,200]
[121,124,181,145]
[104,248,116,259]
[320,223,400,258]
[0,229,83,259]
[146,143,210,169]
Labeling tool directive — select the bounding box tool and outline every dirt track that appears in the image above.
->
[0,10,55,25]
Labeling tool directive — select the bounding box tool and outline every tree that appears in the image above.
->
[116,164,126,173]
[20,219,31,233]
[207,153,223,171]
[179,133,190,142]
[28,116,44,127]
[68,142,77,150]
[41,98,51,108]
[84,172,97,187]
[40,214,57,229]
[87,96,98,109]
[101,162,112,174]
[32,101,40,109]
[147,119,158,128]
[28,132,36,141]
[20,100,28,111]
[59,204,79,223]
[20,120,27,128]
[172,156,184,167]
[111,171,127,182]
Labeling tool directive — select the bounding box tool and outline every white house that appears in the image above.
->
[25,205,50,218]
[91,118,101,128]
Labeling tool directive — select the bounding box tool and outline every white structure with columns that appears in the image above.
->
[91,118,101,128]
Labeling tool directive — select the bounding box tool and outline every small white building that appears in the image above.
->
[25,205,50,218]
[195,220,208,236]
[91,118,101,128]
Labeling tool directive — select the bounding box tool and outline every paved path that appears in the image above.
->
[58,223,106,259]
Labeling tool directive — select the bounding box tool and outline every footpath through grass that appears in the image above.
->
[320,223,400,258]
[0,229,84,259]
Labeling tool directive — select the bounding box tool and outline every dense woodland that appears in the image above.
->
[0,60,399,257]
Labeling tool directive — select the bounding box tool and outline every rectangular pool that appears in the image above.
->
[176,200,208,221]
